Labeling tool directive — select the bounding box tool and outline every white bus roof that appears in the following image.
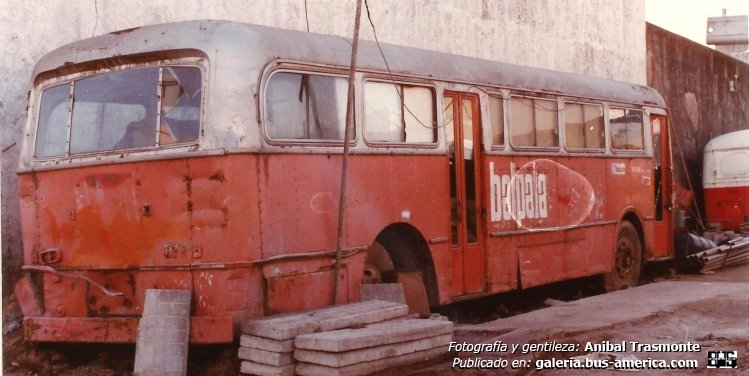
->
[32,20,665,107]
[704,129,749,152]
[703,130,749,189]
[21,20,667,172]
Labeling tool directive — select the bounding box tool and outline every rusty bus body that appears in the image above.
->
[15,20,675,343]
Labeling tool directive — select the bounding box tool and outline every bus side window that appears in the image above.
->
[509,96,558,148]
[264,72,351,142]
[564,103,604,149]
[363,81,436,144]
[610,108,644,150]
[488,94,504,147]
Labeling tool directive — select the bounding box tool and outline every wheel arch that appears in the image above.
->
[372,222,440,307]
[621,210,646,262]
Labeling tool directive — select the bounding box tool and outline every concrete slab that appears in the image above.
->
[295,346,447,376]
[238,347,293,366]
[240,335,295,353]
[133,289,191,376]
[295,318,453,352]
[294,333,452,367]
[460,281,749,338]
[240,361,295,376]
[360,283,406,305]
[242,300,408,340]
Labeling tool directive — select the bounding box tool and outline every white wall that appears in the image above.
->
[0,0,646,279]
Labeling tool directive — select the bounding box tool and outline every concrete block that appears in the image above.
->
[238,347,293,366]
[241,335,295,353]
[360,283,406,305]
[242,300,408,340]
[294,333,452,367]
[134,289,191,376]
[295,318,453,352]
[295,346,447,376]
[240,361,295,376]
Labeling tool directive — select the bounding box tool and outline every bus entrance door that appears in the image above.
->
[444,92,486,296]
[651,114,674,258]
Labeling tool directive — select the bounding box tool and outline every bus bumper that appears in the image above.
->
[23,316,233,343]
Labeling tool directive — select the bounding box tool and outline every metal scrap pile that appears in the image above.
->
[686,237,749,272]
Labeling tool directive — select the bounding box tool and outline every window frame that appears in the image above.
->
[32,62,205,160]
[562,101,606,152]
[608,106,646,153]
[362,77,439,148]
[507,94,560,151]
[487,92,506,150]
[261,67,357,147]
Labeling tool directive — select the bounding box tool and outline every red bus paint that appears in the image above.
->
[703,130,749,231]
[15,20,674,343]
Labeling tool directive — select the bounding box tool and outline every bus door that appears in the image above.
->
[651,114,674,258]
[443,92,486,296]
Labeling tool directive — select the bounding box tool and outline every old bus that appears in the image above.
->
[15,20,674,343]
[703,130,749,232]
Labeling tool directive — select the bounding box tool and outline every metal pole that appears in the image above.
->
[333,0,363,304]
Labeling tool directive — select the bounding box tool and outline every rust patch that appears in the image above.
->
[183,175,192,196]
[84,173,129,188]
[209,170,226,183]
[31,172,40,190]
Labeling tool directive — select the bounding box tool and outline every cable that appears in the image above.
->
[363,0,444,130]
[303,0,310,32]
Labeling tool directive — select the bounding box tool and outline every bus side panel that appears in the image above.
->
[257,153,343,258]
[188,155,264,323]
[484,156,520,294]
[347,155,452,302]
[346,155,450,246]
[704,186,749,231]
[257,153,451,310]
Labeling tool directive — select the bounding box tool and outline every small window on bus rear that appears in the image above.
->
[509,96,558,148]
[264,72,352,142]
[34,65,202,158]
[610,108,644,151]
[489,94,504,147]
[564,102,604,150]
[363,81,436,144]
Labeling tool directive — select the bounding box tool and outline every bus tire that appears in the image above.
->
[604,221,642,292]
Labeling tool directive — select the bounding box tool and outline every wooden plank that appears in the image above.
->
[239,361,295,376]
[238,347,293,366]
[397,272,431,315]
[240,335,295,353]
[295,346,447,376]
[295,319,453,352]
[294,333,452,367]
[242,300,408,340]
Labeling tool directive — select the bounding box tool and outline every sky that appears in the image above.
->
[645,0,749,46]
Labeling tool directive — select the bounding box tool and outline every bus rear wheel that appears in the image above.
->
[604,221,642,292]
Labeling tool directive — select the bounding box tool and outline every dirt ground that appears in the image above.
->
[2,263,747,375]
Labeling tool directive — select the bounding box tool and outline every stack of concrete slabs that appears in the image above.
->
[239,300,409,375]
[294,318,453,376]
